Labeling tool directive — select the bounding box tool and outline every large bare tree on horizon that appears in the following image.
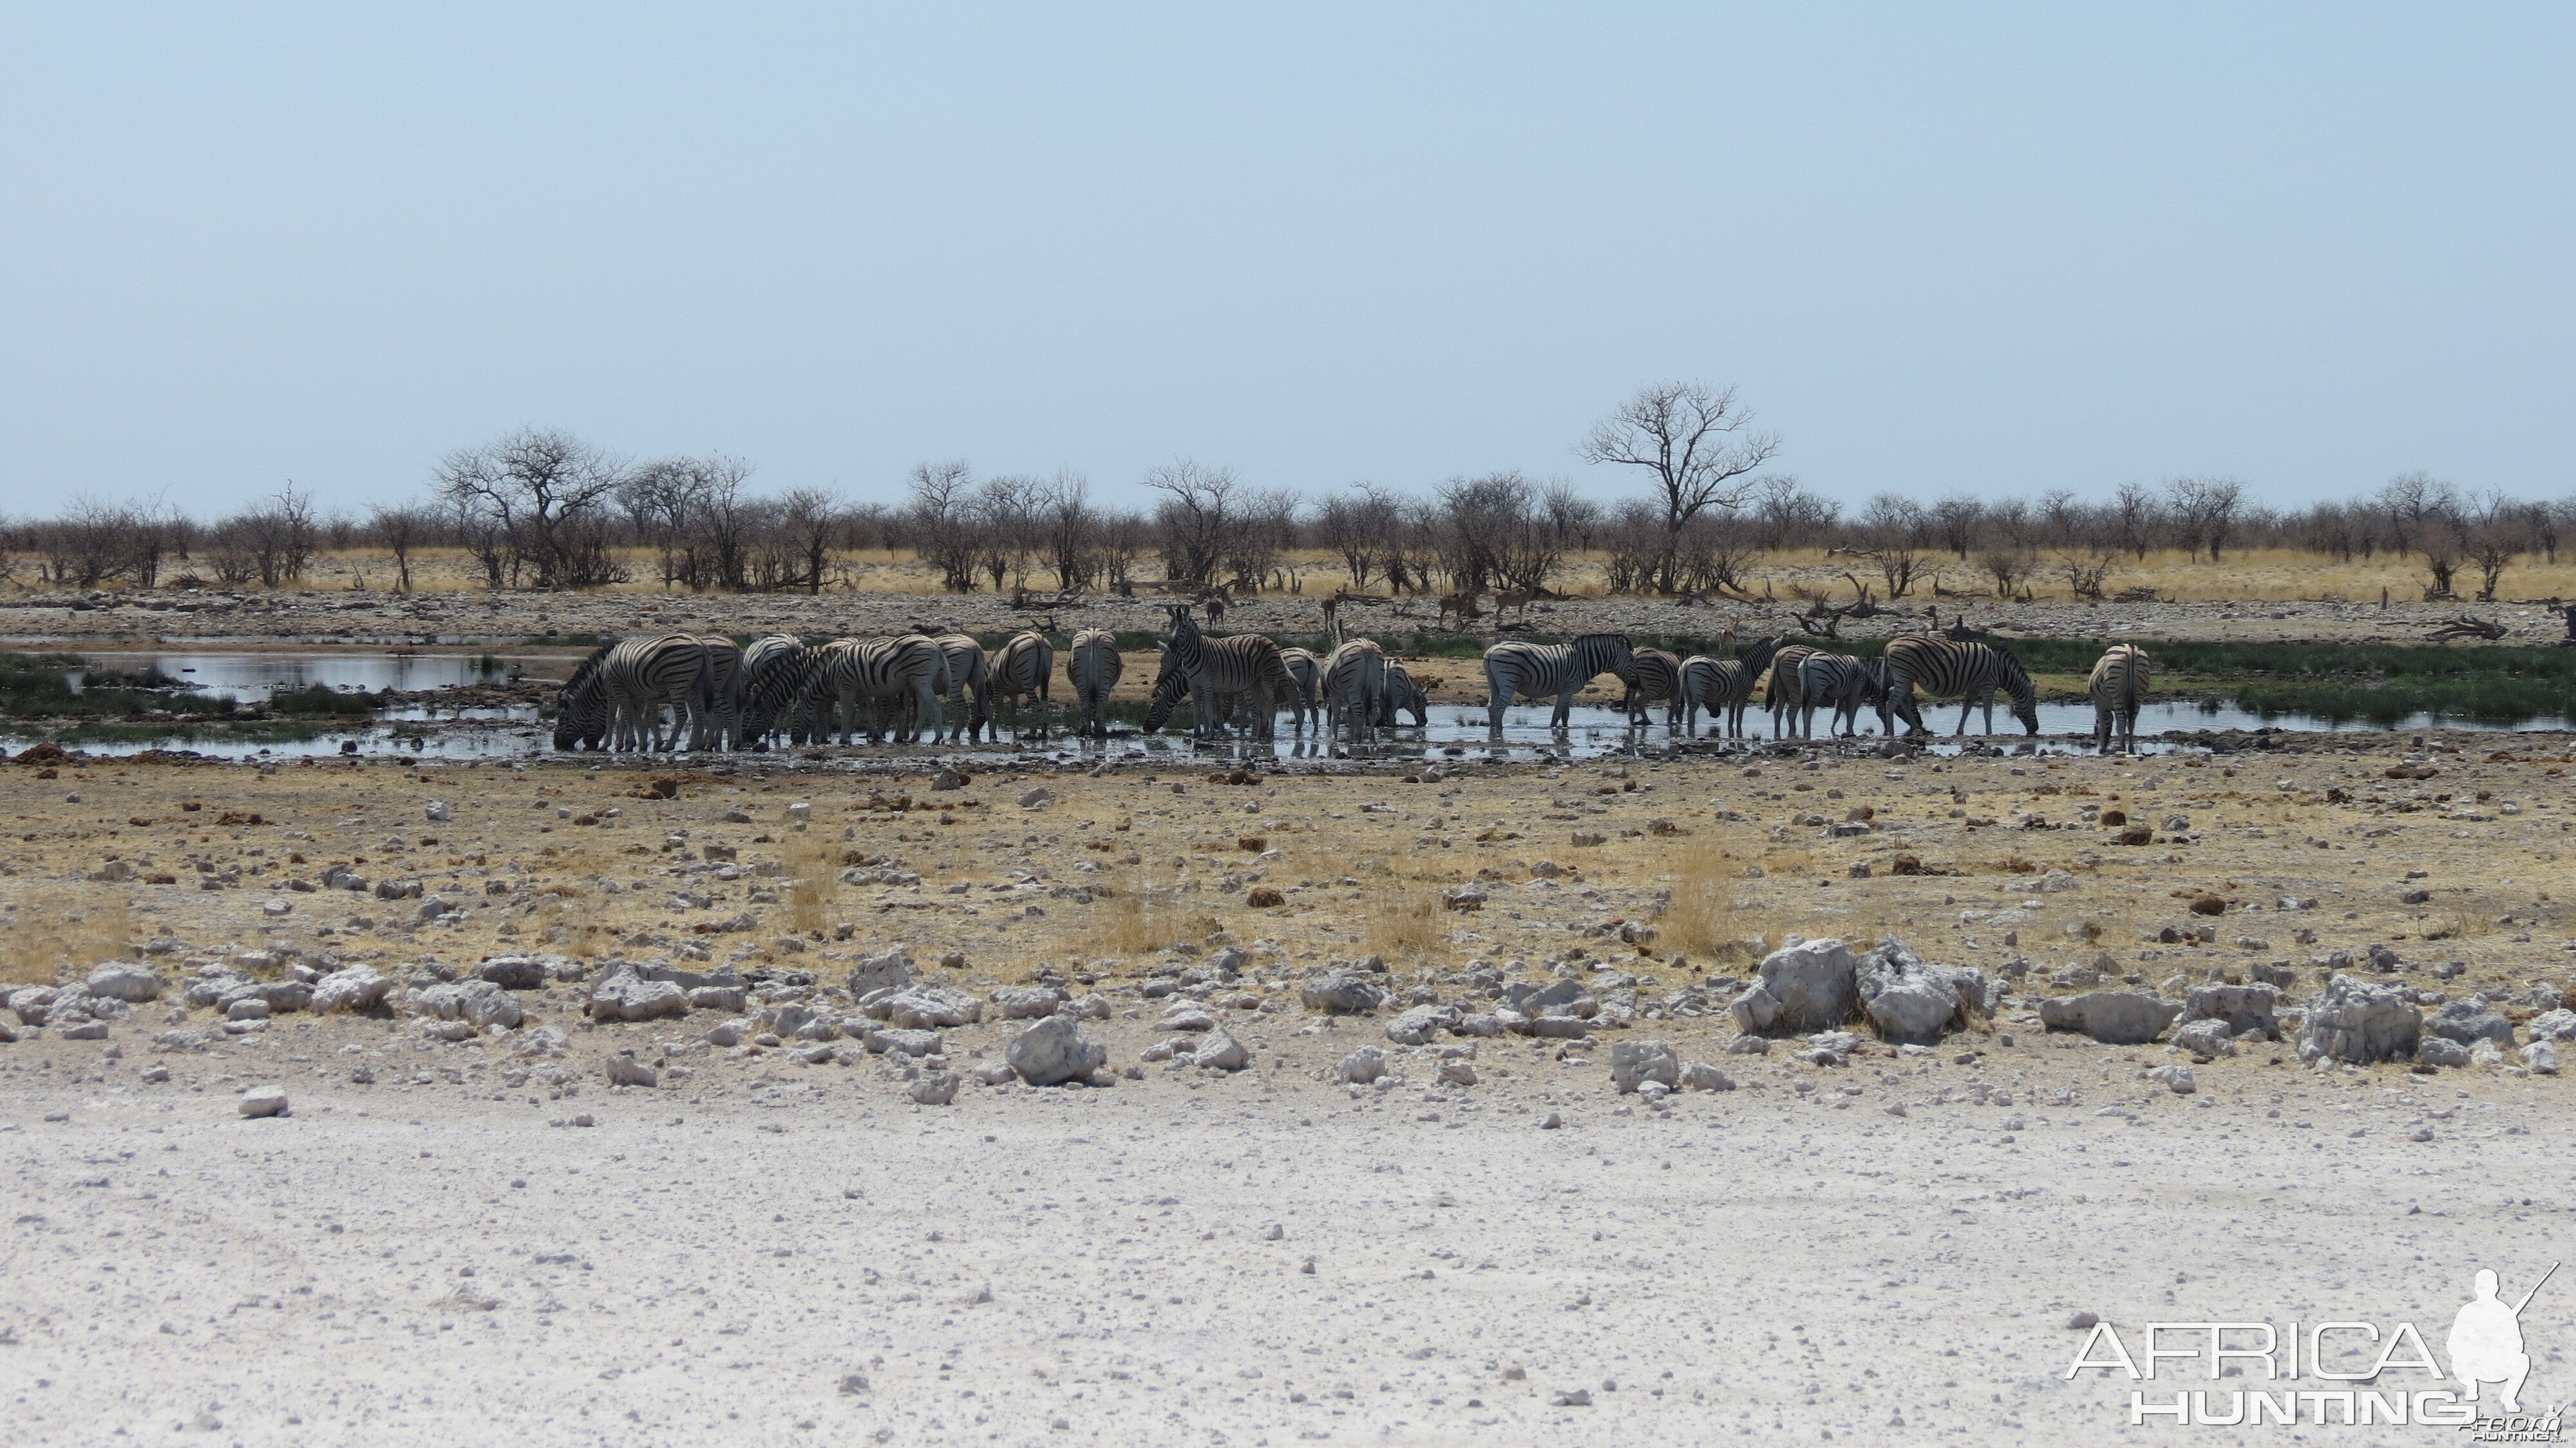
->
[1578,381,1779,592]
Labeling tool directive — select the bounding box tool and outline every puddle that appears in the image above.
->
[63,651,547,701]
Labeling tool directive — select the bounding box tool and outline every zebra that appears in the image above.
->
[1678,636,1781,738]
[1275,646,1323,735]
[1795,652,1888,739]
[553,634,706,752]
[989,631,1055,736]
[1620,647,1685,727]
[808,634,949,745]
[1882,636,2040,737]
[1159,606,1293,739]
[925,633,993,742]
[1763,645,1817,738]
[736,635,811,750]
[1378,661,1430,728]
[1067,629,1122,737]
[2089,643,2152,754]
[1481,634,1635,731]
[1318,639,1388,744]
[685,634,746,750]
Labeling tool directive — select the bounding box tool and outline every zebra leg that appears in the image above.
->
[1551,687,1577,732]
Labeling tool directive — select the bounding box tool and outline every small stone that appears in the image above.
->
[605,1056,659,1088]
[907,1072,960,1105]
[2067,1311,2100,1329]
[1539,1112,1563,1130]
[237,1087,289,1119]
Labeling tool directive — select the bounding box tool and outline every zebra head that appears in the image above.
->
[553,643,613,751]
[1142,644,1184,734]
[1999,651,2041,735]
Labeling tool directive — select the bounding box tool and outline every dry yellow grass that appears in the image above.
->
[0,887,131,983]
[23,540,2574,605]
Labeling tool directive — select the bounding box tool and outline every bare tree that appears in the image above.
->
[1040,471,1097,591]
[1858,493,1929,597]
[2113,481,2161,560]
[907,460,981,591]
[2166,475,2246,562]
[777,487,840,595]
[1931,494,1985,560]
[1578,382,1779,591]
[434,429,627,590]
[1539,479,1603,551]
[1315,482,1396,588]
[971,475,1043,592]
[368,502,435,592]
[1142,459,1242,589]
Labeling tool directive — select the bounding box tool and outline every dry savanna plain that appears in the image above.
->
[3,579,2575,1445]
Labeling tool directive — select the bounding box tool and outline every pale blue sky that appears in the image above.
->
[3,3,2569,516]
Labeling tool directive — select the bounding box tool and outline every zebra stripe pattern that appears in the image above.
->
[553,634,708,752]
[989,631,1056,735]
[1378,661,1430,728]
[1763,645,1817,738]
[1883,636,2040,737]
[925,633,994,742]
[1482,634,1636,730]
[1794,652,1888,739]
[1067,629,1122,738]
[2088,644,2152,754]
[1678,636,1781,738]
[1318,639,1387,743]
[685,634,746,751]
[1275,647,1323,735]
[1160,607,1292,739]
[808,634,949,745]
[1620,647,1685,727]
[737,635,810,750]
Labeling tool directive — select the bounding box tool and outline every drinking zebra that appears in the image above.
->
[1378,661,1431,728]
[685,634,746,751]
[1882,636,2040,737]
[552,634,708,752]
[1678,636,1781,739]
[1276,646,1323,736]
[1620,647,1685,727]
[737,635,811,750]
[1795,652,1889,739]
[1067,629,1122,737]
[2088,643,2152,754]
[808,634,949,745]
[1158,607,1294,739]
[925,633,994,742]
[1763,645,1817,738]
[989,631,1056,736]
[1481,634,1635,731]
[1318,639,1388,743]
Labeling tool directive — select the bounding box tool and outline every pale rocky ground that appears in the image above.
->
[8,576,2573,651]
[4,738,2575,1445]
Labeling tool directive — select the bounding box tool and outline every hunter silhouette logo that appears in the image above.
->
[2064,1260,2564,1430]
[2451,1262,2555,1415]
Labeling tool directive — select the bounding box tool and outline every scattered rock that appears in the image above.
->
[1300,973,1387,1015]
[2172,1019,2237,1060]
[990,985,1067,1020]
[846,948,915,996]
[605,1056,659,1087]
[1439,1061,1479,1087]
[587,967,690,1023]
[2299,974,2423,1065]
[2427,999,2516,1047]
[1729,938,1858,1035]
[1680,1062,1735,1092]
[908,1072,960,1105]
[236,1087,289,1118]
[2521,1041,2560,1076]
[1854,938,1978,1044]
[1385,1005,1459,1045]
[2416,1037,2472,1068]
[312,967,393,1014]
[866,986,983,1030]
[84,963,164,1003]
[1192,1030,1251,1072]
[1005,1015,1106,1087]
[1609,1039,1679,1094]
[2179,982,2279,1039]
[1336,1046,1388,1084]
[2038,991,2180,1045]
[2149,1064,2197,1094]
[475,956,547,990]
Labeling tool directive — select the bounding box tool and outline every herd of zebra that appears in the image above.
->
[550,614,2157,755]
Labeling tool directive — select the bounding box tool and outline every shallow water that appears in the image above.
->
[8,696,2555,765]
[65,650,540,700]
